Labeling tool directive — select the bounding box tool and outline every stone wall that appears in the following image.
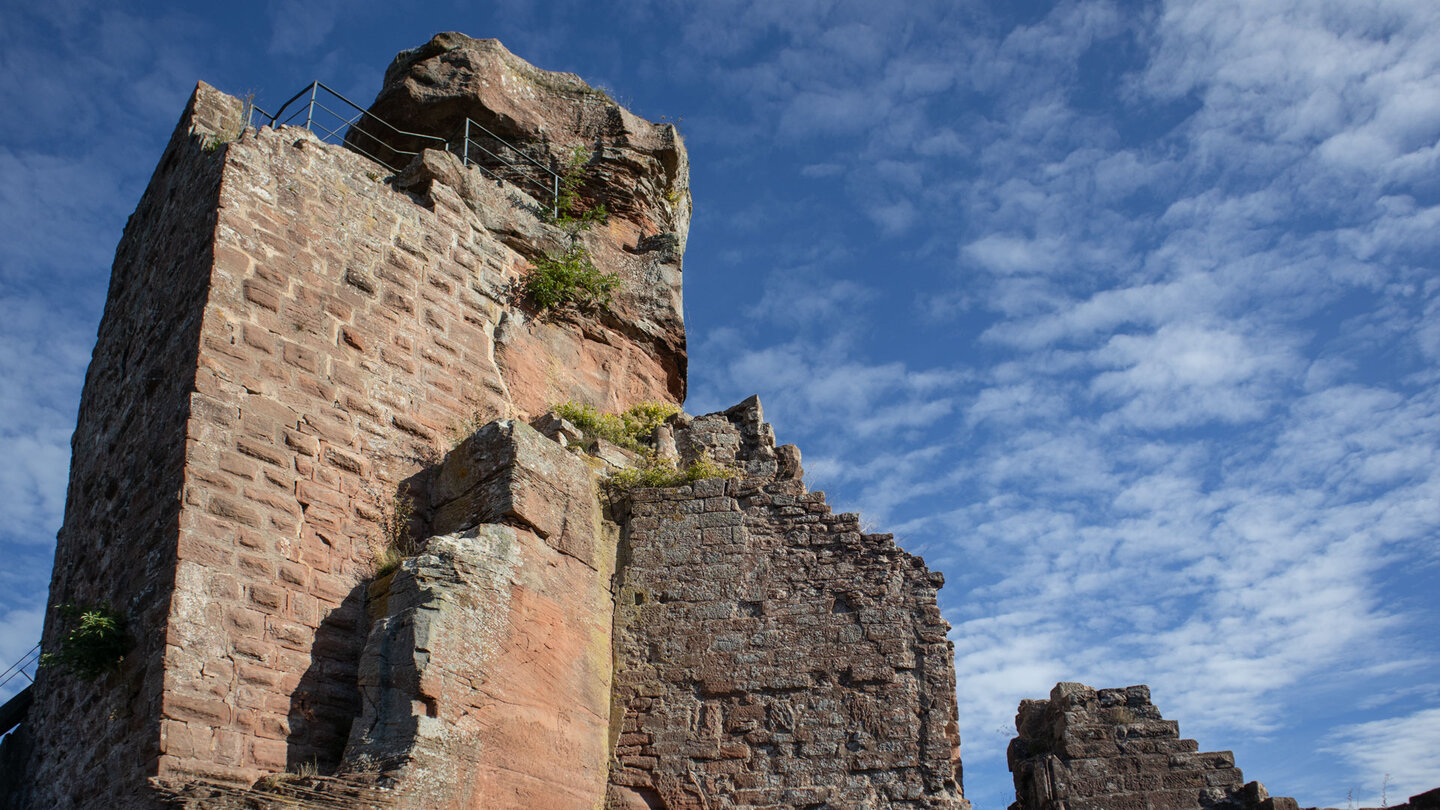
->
[14,34,690,807]
[10,84,242,810]
[1007,683,1287,810]
[606,399,968,810]
[1008,683,1440,810]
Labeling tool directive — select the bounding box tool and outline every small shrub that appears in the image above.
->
[372,545,404,579]
[606,454,739,492]
[522,245,620,312]
[39,603,128,681]
[554,401,680,451]
[526,147,614,316]
[620,402,683,438]
[548,146,609,231]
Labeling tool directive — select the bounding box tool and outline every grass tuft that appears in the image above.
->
[553,401,680,451]
[606,454,739,492]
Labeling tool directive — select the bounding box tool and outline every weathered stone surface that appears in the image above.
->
[350,32,691,246]
[1010,683,1288,810]
[10,82,243,810]
[347,33,689,410]
[430,419,598,567]
[343,522,614,810]
[605,398,968,810]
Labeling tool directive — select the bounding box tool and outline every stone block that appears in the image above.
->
[432,419,599,568]
[344,523,613,808]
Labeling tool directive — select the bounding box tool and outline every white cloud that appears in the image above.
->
[1089,323,1300,428]
[1323,707,1440,807]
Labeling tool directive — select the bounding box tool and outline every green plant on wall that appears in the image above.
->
[39,602,129,681]
[605,453,739,492]
[523,146,618,314]
[523,245,619,312]
[373,485,418,578]
[548,400,738,491]
[554,401,680,451]
[550,146,609,232]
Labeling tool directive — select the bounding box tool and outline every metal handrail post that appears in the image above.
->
[463,119,470,167]
[305,82,318,131]
[553,173,560,218]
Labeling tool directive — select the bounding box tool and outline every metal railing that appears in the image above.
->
[247,81,564,216]
[0,643,40,736]
[0,643,40,694]
[458,117,562,212]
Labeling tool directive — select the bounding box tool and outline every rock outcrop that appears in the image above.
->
[342,419,613,809]
[350,32,691,246]
[349,33,690,400]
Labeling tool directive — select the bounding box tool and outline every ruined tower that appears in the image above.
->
[3,34,968,809]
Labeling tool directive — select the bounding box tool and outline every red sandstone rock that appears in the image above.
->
[344,524,613,810]
[349,33,689,408]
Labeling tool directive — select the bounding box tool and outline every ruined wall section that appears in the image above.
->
[1008,684,1440,810]
[14,85,244,810]
[607,400,968,810]
[1007,683,1290,810]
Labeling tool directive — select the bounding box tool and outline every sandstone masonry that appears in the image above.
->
[10,35,689,808]
[606,399,967,809]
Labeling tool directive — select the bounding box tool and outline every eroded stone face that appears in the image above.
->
[354,33,691,247]
[344,524,615,810]
[342,412,612,810]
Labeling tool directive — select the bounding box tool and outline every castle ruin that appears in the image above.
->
[0,34,964,809]
[1,31,1434,810]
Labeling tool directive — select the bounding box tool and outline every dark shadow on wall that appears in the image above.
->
[284,464,438,773]
[285,583,367,773]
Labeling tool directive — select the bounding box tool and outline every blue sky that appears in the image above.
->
[2,1,1438,806]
